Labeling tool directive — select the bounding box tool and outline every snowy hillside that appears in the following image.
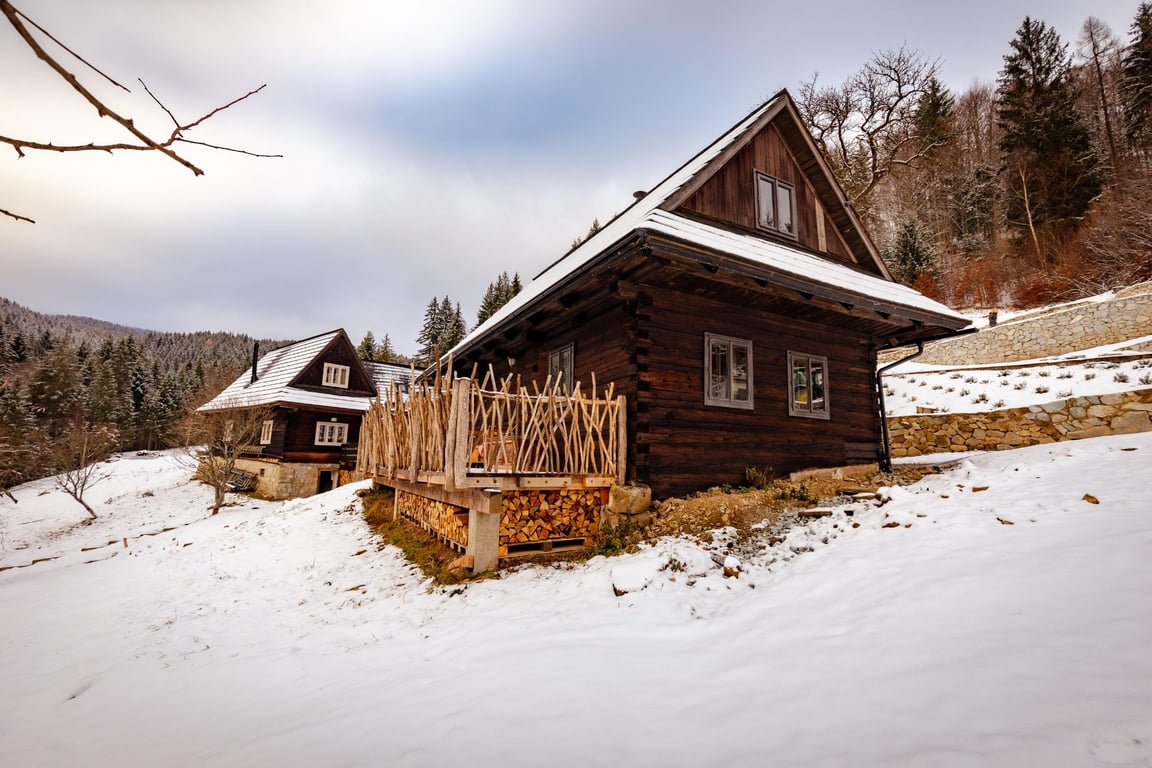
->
[2,438,1151,766]
[883,337,1152,416]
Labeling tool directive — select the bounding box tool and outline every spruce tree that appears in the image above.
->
[883,219,936,284]
[377,334,399,364]
[356,331,379,361]
[997,17,1103,242]
[1122,3,1152,153]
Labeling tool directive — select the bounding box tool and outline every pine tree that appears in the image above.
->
[28,344,83,432]
[476,271,523,326]
[997,17,1104,249]
[916,77,955,154]
[883,219,937,284]
[1122,3,1152,154]
[356,331,379,361]
[415,297,447,367]
[377,334,399,364]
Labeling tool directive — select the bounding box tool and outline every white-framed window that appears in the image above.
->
[322,363,350,389]
[548,343,574,393]
[705,333,753,409]
[755,171,796,238]
[788,351,829,419]
[314,422,349,445]
[259,419,274,445]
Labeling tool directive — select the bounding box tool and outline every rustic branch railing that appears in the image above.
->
[358,369,626,490]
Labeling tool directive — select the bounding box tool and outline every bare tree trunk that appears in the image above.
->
[1019,166,1044,264]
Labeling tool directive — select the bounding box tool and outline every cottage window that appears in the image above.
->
[259,420,274,445]
[548,343,574,393]
[322,363,350,388]
[314,422,348,445]
[788,352,829,419]
[704,333,753,409]
[755,171,796,238]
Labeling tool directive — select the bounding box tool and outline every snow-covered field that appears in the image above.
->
[2,437,1151,767]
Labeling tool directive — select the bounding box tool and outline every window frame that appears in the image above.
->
[259,419,274,445]
[322,363,350,389]
[754,170,797,239]
[787,351,830,420]
[548,343,574,393]
[704,333,754,410]
[314,421,349,446]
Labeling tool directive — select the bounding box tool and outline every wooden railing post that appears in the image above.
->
[443,378,472,491]
[615,394,627,485]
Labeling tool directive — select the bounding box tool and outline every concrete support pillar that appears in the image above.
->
[467,489,502,574]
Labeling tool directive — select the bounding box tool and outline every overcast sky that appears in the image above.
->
[1,0,1137,354]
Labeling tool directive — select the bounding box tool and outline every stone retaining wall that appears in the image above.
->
[889,289,1152,366]
[888,388,1152,456]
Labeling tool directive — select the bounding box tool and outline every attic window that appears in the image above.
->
[755,171,795,238]
[322,363,350,389]
[788,351,829,419]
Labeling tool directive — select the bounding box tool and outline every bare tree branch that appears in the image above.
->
[1,0,278,222]
[1,207,35,223]
[11,4,130,93]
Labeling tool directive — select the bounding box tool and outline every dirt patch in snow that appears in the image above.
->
[641,465,942,543]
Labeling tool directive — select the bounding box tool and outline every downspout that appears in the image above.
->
[875,341,924,473]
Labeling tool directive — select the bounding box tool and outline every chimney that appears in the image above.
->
[251,341,259,384]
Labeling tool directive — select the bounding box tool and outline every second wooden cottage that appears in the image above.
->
[445,89,970,499]
[199,329,410,499]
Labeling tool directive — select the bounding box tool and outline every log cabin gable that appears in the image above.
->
[661,92,888,278]
[673,123,857,266]
[288,331,376,397]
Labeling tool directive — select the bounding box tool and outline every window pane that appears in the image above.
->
[792,360,809,410]
[811,363,825,411]
[710,342,730,400]
[756,176,776,230]
[777,183,794,235]
[731,344,750,402]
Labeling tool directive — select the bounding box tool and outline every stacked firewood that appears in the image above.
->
[396,491,469,548]
[499,488,604,546]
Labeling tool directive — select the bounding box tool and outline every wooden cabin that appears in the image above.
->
[198,329,410,499]
[445,89,970,499]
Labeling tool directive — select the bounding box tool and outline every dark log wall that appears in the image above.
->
[281,408,363,461]
[677,123,856,265]
[634,283,878,498]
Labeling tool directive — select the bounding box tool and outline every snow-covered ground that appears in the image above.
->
[883,338,1152,416]
[2,437,1151,767]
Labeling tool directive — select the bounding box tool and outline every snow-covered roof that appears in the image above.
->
[363,361,413,395]
[448,90,966,360]
[639,210,968,324]
[198,330,373,413]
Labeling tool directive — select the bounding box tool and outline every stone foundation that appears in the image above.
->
[231,457,343,500]
[888,388,1152,456]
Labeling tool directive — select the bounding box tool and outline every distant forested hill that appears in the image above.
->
[0,296,291,373]
[0,296,296,493]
